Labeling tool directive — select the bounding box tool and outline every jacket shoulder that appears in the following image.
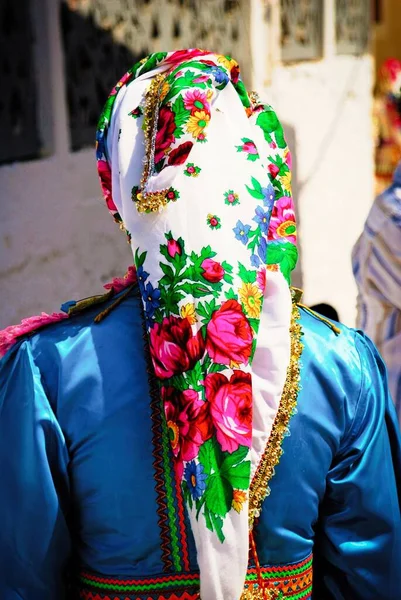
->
[0,267,137,359]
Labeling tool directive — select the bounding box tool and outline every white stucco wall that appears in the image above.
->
[0,151,132,328]
[268,55,374,325]
[0,1,374,329]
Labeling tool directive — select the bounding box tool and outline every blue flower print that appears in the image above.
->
[258,237,267,262]
[96,129,106,160]
[233,220,251,245]
[251,254,261,268]
[137,265,150,294]
[185,461,207,500]
[262,184,275,210]
[253,206,271,234]
[207,66,229,85]
[144,281,161,316]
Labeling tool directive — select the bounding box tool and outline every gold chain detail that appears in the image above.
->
[248,301,303,530]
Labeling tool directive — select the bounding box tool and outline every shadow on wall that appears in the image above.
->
[283,123,303,291]
[60,2,149,151]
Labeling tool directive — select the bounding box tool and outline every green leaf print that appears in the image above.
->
[246,176,265,200]
[238,262,257,284]
[267,241,298,283]
[222,461,251,491]
[137,52,168,77]
[225,289,238,301]
[256,110,287,149]
[172,95,191,138]
[210,512,225,543]
[205,474,232,517]
[220,445,249,470]
[159,263,175,285]
[199,438,224,476]
[135,248,147,268]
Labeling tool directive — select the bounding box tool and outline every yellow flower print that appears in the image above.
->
[218,55,238,71]
[187,110,210,139]
[230,360,241,369]
[159,81,170,102]
[239,282,262,319]
[232,489,247,513]
[180,303,197,325]
[281,171,292,193]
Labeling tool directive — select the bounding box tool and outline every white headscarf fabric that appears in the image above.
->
[96,49,298,599]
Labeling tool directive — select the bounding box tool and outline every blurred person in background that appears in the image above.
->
[374,58,401,194]
[0,50,400,600]
[353,160,401,425]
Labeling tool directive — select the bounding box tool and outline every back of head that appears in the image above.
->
[96,49,298,599]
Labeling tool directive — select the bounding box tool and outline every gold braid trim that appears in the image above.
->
[248,301,303,530]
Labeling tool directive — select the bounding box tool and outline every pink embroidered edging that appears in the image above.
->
[0,312,69,358]
[0,266,137,359]
[103,265,137,293]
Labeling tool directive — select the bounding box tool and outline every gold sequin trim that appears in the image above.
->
[135,72,170,213]
[241,586,281,599]
[248,301,303,530]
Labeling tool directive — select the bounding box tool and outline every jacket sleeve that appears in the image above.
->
[314,331,401,600]
[0,341,71,599]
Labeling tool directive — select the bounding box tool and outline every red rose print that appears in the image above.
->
[268,163,280,179]
[168,141,194,166]
[150,316,205,379]
[201,258,225,283]
[163,386,212,475]
[155,106,176,164]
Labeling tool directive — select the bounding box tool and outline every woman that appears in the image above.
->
[374,58,401,194]
[0,50,400,600]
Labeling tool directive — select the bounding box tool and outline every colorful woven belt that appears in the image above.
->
[77,553,312,599]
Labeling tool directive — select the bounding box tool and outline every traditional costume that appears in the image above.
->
[1,50,400,600]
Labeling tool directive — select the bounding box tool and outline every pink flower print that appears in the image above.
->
[98,159,118,213]
[167,239,182,258]
[193,74,210,83]
[206,300,253,366]
[184,89,210,114]
[184,162,201,177]
[224,190,240,206]
[268,163,280,179]
[243,141,258,154]
[268,196,297,244]
[256,267,266,292]
[236,138,259,161]
[205,371,252,453]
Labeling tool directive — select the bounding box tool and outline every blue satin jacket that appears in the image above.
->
[0,285,400,600]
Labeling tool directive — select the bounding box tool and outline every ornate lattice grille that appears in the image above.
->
[61,0,250,151]
[0,0,40,163]
[336,0,370,55]
[280,0,323,62]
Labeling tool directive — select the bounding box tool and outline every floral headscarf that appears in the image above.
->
[378,58,401,98]
[96,49,298,599]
